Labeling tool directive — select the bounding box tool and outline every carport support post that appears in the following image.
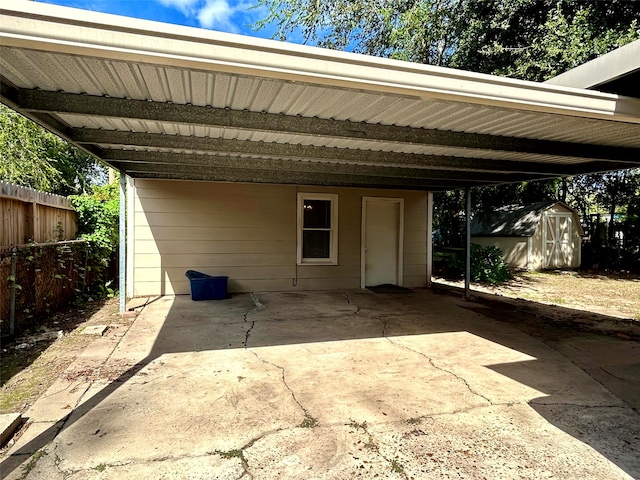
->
[426,191,433,287]
[119,171,126,313]
[464,187,471,299]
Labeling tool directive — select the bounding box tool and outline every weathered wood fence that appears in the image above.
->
[0,181,77,246]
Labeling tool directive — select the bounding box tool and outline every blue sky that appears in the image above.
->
[37,0,284,40]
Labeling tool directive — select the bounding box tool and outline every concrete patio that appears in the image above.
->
[2,289,639,479]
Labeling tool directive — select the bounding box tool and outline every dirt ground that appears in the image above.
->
[1,271,638,419]
[0,298,121,415]
[436,270,640,321]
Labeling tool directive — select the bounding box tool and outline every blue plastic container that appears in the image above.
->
[185,270,229,301]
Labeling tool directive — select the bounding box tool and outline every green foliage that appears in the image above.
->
[443,244,512,285]
[254,1,640,266]
[70,182,120,250]
[0,104,106,195]
[69,182,120,297]
[254,1,640,80]
[452,0,640,81]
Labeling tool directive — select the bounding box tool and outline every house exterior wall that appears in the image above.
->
[130,179,427,296]
[471,237,530,269]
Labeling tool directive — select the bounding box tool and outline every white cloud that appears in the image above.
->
[197,0,234,30]
[157,0,200,15]
[155,0,253,32]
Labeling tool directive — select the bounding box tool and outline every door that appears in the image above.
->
[543,213,572,268]
[361,197,404,287]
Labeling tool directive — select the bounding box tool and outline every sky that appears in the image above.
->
[36,0,285,40]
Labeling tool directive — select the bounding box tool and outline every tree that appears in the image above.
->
[255,0,640,256]
[0,104,105,195]
[255,1,640,78]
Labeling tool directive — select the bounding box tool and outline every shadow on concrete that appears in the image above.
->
[1,289,638,478]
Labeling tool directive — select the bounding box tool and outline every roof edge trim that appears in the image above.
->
[2,3,640,124]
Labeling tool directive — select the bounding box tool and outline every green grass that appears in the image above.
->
[214,449,244,460]
[299,414,318,428]
[390,459,405,474]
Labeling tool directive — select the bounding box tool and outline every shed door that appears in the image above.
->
[362,197,404,287]
[543,213,572,268]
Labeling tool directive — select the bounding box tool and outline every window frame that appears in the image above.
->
[297,192,339,265]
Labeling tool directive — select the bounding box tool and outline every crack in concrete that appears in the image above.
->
[348,420,409,480]
[468,303,640,414]
[43,306,141,455]
[243,293,264,323]
[243,322,256,348]
[379,317,389,338]
[248,349,317,427]
[600,367,626,381]
[385,337,494,406]
[344,294,361,314]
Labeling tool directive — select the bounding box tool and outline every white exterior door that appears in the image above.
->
[362,197,404,287]
[543,213,572,268]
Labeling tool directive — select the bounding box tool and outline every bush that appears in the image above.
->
[441,244,512,285]
[69,182,119,298]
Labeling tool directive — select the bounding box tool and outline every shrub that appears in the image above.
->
[441,244,512,285]
[69,181,119,297]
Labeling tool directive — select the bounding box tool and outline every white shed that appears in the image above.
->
[471,202,584,271]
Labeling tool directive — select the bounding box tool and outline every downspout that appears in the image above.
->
[464,187,471,299]
[119,171,126,314]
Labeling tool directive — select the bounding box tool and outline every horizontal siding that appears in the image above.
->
[404,277,427,288]
[135,240,294,255]
[404,264,426,277]
[141,212,293,228]
[134,226,292,241]
[132,179,427,295]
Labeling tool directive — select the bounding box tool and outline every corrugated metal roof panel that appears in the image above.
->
[5,47,640,149]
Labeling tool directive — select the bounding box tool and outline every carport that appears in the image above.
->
[1,3,640,310]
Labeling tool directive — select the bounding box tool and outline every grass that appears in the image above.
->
[0,334,93,413]
[214,449,245,460]
[390,459,405,474]
[1,298,120,414]
[18,449,48,480]
[299,414,318,428]
[437,270,640,321]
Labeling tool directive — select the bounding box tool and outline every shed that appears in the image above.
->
[471,202,584,270]
[1,4,639,305]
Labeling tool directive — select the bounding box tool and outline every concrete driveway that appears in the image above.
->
[2,290,639,479]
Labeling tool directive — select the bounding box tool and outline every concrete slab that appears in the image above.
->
[0,413,22,446]
[81,325,108,336]
[2,290,638,479]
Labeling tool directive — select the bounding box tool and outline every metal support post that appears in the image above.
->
[119,172,126,313]
[465,187,471,299]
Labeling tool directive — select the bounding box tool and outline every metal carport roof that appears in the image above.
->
[2,2,640,191]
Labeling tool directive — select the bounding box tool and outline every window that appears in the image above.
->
[297,193,338,265]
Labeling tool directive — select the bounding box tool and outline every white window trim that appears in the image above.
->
[297,193,338,265]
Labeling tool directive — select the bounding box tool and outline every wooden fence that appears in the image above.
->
[0,181,77,246]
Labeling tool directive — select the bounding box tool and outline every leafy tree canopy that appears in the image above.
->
[0,104,106,195]
[255,0,640,79]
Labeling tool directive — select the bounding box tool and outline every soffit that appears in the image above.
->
[1,3,640,191]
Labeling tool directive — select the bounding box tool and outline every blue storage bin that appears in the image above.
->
[185,270,228,300]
